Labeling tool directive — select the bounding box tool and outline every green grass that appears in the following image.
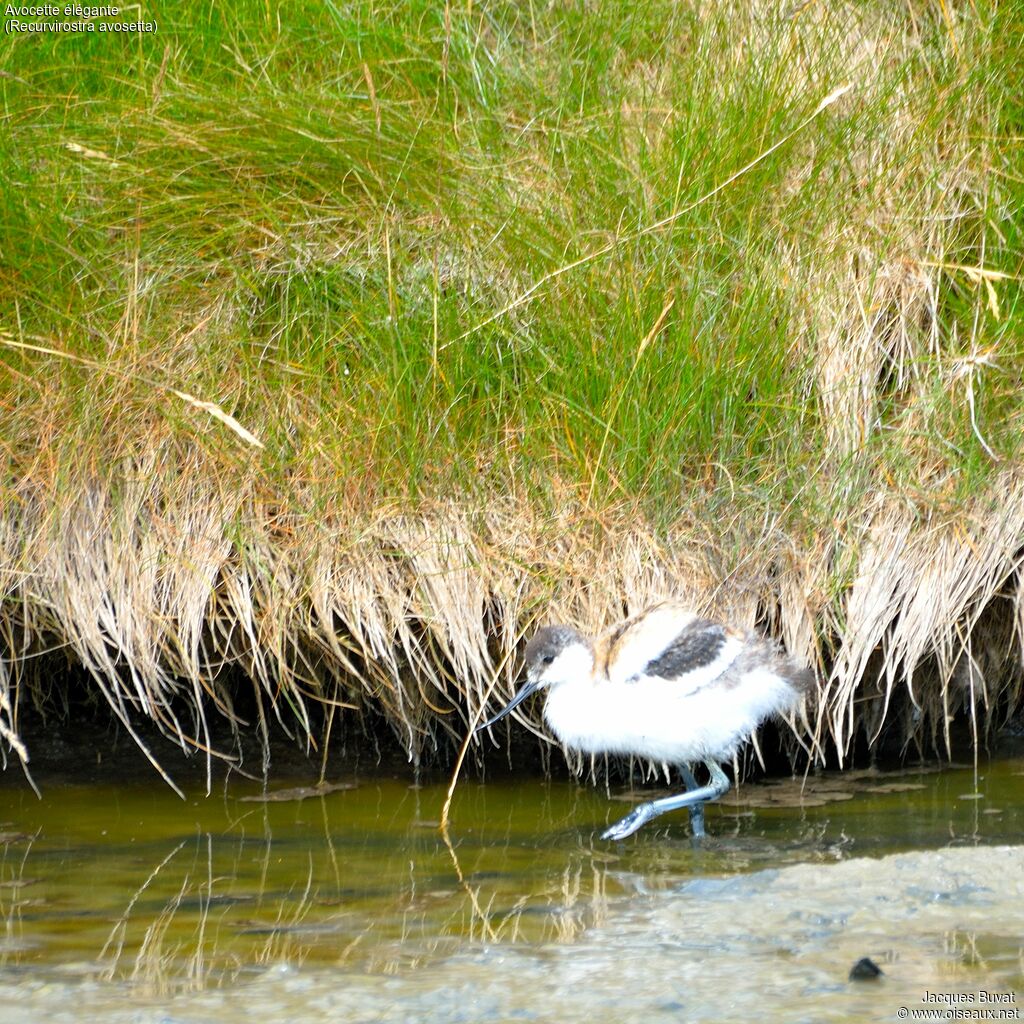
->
[2,0,1018,515]
[0,1,1022,772]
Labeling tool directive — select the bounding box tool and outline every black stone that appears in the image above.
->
[848,957,884,981]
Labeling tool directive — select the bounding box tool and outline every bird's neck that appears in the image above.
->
[561,643,596,684]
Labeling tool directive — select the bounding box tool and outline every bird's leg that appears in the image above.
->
[601,760,732,842]
[681,766,704,838]
[705,759,731,799]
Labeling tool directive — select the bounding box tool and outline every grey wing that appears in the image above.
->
[642,618,729,680]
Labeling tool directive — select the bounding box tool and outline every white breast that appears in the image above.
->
[543,667,798,765]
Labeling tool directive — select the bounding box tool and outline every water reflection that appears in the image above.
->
[0,759,1021,1013]
[0,776,624,990]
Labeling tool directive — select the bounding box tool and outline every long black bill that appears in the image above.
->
[476,679,542,732]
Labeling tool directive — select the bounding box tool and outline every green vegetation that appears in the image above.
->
[0,1,1021,782]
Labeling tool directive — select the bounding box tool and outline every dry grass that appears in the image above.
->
[4,469,1024,784]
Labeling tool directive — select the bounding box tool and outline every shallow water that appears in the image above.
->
[0,759,1022,1022]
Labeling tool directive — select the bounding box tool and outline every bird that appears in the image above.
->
[476,602,814,840]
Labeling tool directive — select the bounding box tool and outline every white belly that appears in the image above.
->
[542,671,797,764]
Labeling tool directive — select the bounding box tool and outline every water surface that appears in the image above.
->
[0,759,1021,1022]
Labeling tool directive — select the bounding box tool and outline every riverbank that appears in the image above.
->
[1,2,1021,782]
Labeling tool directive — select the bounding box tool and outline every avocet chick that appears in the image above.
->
[477,603,813,839]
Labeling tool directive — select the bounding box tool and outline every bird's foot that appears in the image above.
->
[601,802,657,841]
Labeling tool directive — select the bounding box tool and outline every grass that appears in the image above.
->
[0,1,1022,782]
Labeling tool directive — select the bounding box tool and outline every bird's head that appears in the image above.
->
[476,625,593,731]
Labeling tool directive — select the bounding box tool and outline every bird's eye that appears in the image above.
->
[542,654,555,665]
